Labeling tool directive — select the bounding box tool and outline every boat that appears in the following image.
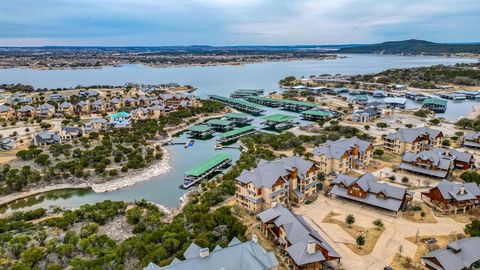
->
[184,139,195,148]
[214,144,223,150]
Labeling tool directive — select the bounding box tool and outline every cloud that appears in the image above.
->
[0,0,478,45]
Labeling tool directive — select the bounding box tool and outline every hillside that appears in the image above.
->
[337,39,480,54]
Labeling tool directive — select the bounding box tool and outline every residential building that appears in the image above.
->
[311,137,374,175]
[58,102,74,116]
[7,93,32,105]
[33,131,61,146]
[148,104,164,118]
[258,203,341,270]
[0,138,16,150]
[47,93,66,102]
[109,111,131,128]
[36,103,56,118]
[16,105,36,119]
[91,99,106,113]
[463,132,480,148]
[432,148,475,170]
[421,237,480,270]
[78,90,100,98]
[399,149,454,178]
[329,173,413,213]
[144,237,278,270]
[130,107,149,120]
[235,156,320,212]
[0,105,14,120]
[84,118,108,133]
[384,127,444,155]
[75,101,90,115]
[421,179,480,212]
[60,126,83,141]
[351,107,380,123]
[123,97,137,107]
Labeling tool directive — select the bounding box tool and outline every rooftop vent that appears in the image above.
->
[307,240,316,255]
[252,234,258,244]
[199,248,209,258]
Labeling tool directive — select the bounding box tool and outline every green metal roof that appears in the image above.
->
[184,153,231,177]
[207,119,234,126]
[261,114,297,122]
[210,95,265,109]
[422,98,447,106]
[246,96,281,103]
[280,99,318,107]
[224,112,250,119]
[301,110,332,117]
[218,125,257,139]
[354,95,368,100]
[188,125,212,132]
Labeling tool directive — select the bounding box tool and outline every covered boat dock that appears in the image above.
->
[206,119,235,131]
[187,125,215,139]
[261,114,297,130]
[300,110,333,121]
[181,153,232,189]
[223,112,253,126]
[217,125,258,143]
[209,95,266,115]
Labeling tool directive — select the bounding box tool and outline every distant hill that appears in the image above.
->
[337,39,480,54]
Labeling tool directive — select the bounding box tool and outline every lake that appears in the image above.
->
[0,54,477,212]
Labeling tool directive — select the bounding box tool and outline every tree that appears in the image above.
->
[34,229,48,246]
[429,118,441,125]
[464,219,480,237]
[455,118,474,129]
[442,138,451,146]
[460,171,480,184]
[376,122,388,130]
[373,219,384,230]
[20,246,46,267]
[356,235,365,249]
[345,214,355,227]
[364,125,370,130]
[35,154,51,166]
[373,149,384,157]
[401,176,409,183]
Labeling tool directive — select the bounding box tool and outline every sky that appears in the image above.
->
[0,0,479,46]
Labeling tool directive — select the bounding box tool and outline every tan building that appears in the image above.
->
[384,127,443,155]
[311,137,374,175]
[0,105,14,120]
[235,156,320,212]
[36,103,56,118]
[58,102,74,116]
[16,105,36,119]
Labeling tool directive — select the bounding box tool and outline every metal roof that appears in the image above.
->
[206,119,234,126]
[261,114,296,122]
[184,153,231,177]
[224,112,250,119]
[423,98,447,106]
[188,125,212,132]
[301,110,332,117]
[218,125,257,139]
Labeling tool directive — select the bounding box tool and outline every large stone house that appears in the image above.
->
[235,156,320,212]
[258,203,341,270]
[329,173,413,213]
[384,127,444,155]
[311,137,374,175]
[421,179,480,213]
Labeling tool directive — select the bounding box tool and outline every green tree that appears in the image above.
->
[20,246,45,267]
[373,219,384,230]
[345,214,355,228]
[442,138,451,146]
[356,235,365,249]
[464,219,480,237]
[429,118,441,125]
[376,122,388,130]
[374,149,384,157]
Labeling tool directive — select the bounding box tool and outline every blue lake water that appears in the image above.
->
[0,54,478,211]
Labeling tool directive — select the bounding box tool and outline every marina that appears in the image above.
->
[209,95,266,115]
[300,109,334,121]
[223,112,253,126]
[261,114,297,131]
[187,125,215,139]
[181,153,232,189]
[217,125,258,143]
[230,89,264,98]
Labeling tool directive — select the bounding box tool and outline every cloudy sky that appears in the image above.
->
[0,0,479,46]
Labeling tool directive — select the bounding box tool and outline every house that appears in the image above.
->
[36,103,56,118]
[130,107,149,120]
[144,237,278,270]
[47,93,66,102]
[58,102,74,116]
[311,137,374,175]
[258,203,341,270]
[75,101,90,115]
[0,105,14,120]
[330,173,413,213]
[137,95,150,106]
[147,104,164,118]
[351,107,380,123]
[399,149,454,178]
[422,98,447,113]
[0,138,16,150]
[90,99,106,113]
[33,131,61,146]
[463,132,480,148]
[60,126,83,141]
[79,90,100,98]
[384,127,444,155]
[123,97,137,107]
[109,111,130,128]
[353,95,368,105]
[7,93,32,105]
[421,237,480,270]
[235,156,320,212]
[372,90,386,98]
[84,118,108,132]
[108,97,122,111]
[432,148,475,170]
[421,179,480,213]
[16,105,36,119]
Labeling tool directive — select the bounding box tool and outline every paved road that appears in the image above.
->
[295,195,466,270]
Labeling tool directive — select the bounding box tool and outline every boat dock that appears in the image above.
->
[209,95,266,115]
[456,90,480,99]
[206,119,235,131]
[300,110,333,121]
[422,98,448,113]
[437,93,466,101]
[245,96,318,112]
[187,125,215,139]
[261,114,297,130]
[181,153,232,189]
[217,125,258,143]
[230,89,264,98]
[223,112,253,126]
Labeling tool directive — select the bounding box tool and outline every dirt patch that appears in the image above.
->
[98,215,134,242]
[322,212,384,255]
[402,204,437,223]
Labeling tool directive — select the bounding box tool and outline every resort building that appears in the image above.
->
[258,203,341,270]
[431,148,475,170]
[421,179,480,213]
[235,156,320,212]
[463,132,480,148]
[422,98,447,113]
[144,237,278,270]
[384,127,444,155]
[58,102,74,116]
[311,137,374,175]
[330,173,413,213]
[421,237,480,270]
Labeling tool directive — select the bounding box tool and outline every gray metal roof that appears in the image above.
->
[312,137,372,159]
[236,156,314,188]
[422,237,480,270]
[0,105,11,113]
[144,239,278,270]
[401,150,453,170]
[257,204,340,266]
[330,173,410,212]
[431,148,474,164]
[385,127,442,143]
[435,179,480,202]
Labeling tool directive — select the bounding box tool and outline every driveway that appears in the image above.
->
[295,195,466,270]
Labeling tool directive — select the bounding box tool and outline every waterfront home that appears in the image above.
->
[0,105,14,120]
[60,126,83,141]
[109,111,130,128]
[383,97,407,109]
[235,156,320,212]
[421,179,480,213]
[421,237,480,270]
[399,149,454,178]
[84,118,108,133]
[311,137,374,175]
[331,173,413,213]
[384,127,444,155]
[75,101,90,115]
[16,105,36,119]
[422,98,447,113]
[58,102,74,116]
[33,131,61,146]
[144,236,278,270]
[463,132,480,148]
[258,203,341,270]
[47,93,66,102]
[36,103,56,118]
[0,138,16,150]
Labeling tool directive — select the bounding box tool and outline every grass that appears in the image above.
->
[322,212,384,255]
[402,204,437,223]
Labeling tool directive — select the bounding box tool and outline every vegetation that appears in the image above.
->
[345,214,355,228]
[460,171,480,184]
[413,109,432,118]
[372,219,384,230]
[464,219,480,237]
[455,117,480,131]
[356,235,366,249]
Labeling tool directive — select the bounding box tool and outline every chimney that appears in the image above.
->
[252,234,258,244]
[307,241,316,255]
[271,201,277,208]
[459,186,466,195]
[199,247,209,258]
